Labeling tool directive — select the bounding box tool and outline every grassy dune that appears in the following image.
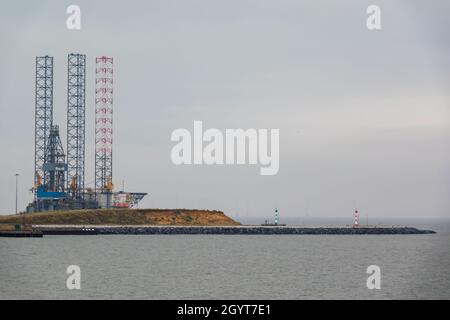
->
[0,209,240,226]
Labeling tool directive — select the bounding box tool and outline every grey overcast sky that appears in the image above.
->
[0,0,449,221]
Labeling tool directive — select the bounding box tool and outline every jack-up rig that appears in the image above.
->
[27,54,147,212]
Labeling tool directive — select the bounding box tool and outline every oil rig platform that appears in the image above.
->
[27,54,146,212]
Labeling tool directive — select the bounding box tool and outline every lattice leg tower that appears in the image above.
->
[95,56,113,193]
[35,56,54,190]
[67,53,86,198]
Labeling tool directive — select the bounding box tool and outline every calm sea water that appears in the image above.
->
[1,232,450,299]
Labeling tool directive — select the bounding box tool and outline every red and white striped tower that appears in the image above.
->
[95,56,113,193]
[353,209,360,228]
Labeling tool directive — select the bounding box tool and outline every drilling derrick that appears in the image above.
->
[95,56,113,193]
[67,53,86,198]
[35,56,54,190]
[43,125,67,193]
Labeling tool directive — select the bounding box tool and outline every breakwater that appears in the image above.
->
[35,225,436,235]
[0,231,43,238]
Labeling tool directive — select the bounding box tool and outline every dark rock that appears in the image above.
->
[96,226,436,235]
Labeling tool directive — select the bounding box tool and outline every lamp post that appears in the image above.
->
[15,173,19,214]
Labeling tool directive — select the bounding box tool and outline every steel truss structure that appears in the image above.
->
[35,56,54,188]
[95,56,114,192]
[67,53,86,197]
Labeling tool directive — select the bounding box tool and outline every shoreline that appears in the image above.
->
[32,225,436,235]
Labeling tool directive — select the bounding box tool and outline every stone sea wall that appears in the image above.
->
[95,226,435,235]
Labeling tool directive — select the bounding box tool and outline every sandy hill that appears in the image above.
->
[0,209,240,226]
